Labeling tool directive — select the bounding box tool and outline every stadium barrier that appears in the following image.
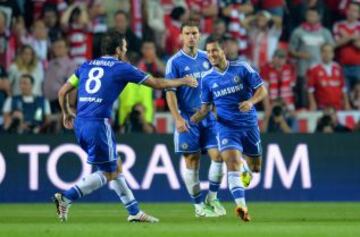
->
[0,134,359,202]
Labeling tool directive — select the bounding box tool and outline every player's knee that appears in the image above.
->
[184,154,200,169]
[224,158,240,171]
[211,154,223,162]
[103,171,119,181]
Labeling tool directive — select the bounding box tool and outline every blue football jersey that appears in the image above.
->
[69,56,149,119]
[201,61,264,129]
[165,50,211,113]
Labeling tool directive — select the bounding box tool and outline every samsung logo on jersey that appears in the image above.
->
[89,60,115,67]
[185,72,202,79]
[213,85,243,98]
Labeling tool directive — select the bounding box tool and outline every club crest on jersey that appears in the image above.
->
[233,76,241,84]
[181,143,189,150]
[221,139,228,145]
[203,61,210,69]
[184,66,190,71]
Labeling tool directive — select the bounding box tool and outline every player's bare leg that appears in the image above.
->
[183,152,218,217]
[205,149,226,216]
[244,155,262,173]
[222,149,251,222]
[54,160,158,223]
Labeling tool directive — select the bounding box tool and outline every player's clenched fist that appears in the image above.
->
[182,76,198,88]
[62,113,75,129]
[239,100,253,112]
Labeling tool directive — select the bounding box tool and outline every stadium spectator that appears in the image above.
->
[0,9,16,70]
[315,106,352,132]
[88,0,107,58]
[24,19,49,66]
[185,0,218,35]
[137,40,166,110]
[243,10,282,69]
[43,38,76,121]
[117,83,154,133]
[61,3,91,66]
[2,74,51,134]
[350,81,360,109]
[260,48,296,111]
[111,10,142,63]
[201,19,228,49]
[333,2,360,89]
[165,6,188,55]
[0,0,22,24]
[289,7,334,107]
[307,43,351,111]
[144,0,166,49]
[253,0,286,17]
[222,36,248,62]
[262,97,293,133]
[138,41,166,77]
[8,45,44,96]
[0,64,10,128]
[123,103,155,133]
[42,4,63,42]
[219,0,254,55]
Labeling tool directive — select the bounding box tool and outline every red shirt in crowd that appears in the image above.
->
[66,24,91,66]
[165,21,182,55]
[254,0,285,9]
[186,0,216,34]
[333,20,360,65]
[307,63,347,110]
[260,62,296,109]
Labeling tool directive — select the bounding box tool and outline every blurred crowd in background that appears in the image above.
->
[0,0,359,134]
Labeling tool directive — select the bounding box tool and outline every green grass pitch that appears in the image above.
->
[1,202,360,237]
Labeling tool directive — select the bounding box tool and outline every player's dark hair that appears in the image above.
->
[101,31,125,55]
[21,74,34,85]
[180,20,200,32]
[205,39,221,48]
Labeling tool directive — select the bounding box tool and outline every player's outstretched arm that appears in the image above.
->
[143,75,198,89]
[239,85,268,112]
[190,104,211,124]
[58,82,76,129]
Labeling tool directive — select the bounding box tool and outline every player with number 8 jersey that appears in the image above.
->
[53,32,197,223]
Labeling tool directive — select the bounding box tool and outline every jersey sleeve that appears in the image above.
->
[241,62,264,90]
[119,63,150,84]
[200,77,212,104]
[165,57,178,91]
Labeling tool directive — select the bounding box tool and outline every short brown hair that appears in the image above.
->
[180,21,200,32]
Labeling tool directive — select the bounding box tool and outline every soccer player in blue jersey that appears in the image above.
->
[165,21,225,217]
[190,40,268,221]
[53,31,198,223]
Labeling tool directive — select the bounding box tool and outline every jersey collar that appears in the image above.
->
[214,61,229,75]
[101,55,118,60]
[180,49,199,60]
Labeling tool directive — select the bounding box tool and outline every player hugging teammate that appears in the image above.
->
[166,21,268,221]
